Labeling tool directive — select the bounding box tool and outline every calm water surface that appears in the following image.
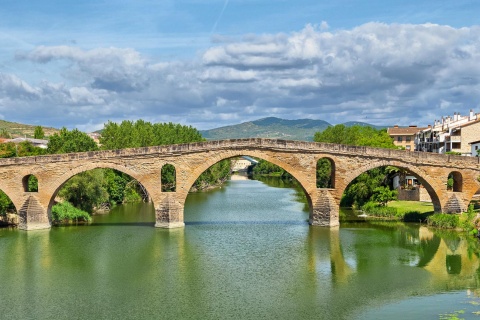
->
[1,176,480,319]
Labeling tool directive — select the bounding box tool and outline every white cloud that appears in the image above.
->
[4,22,480,130]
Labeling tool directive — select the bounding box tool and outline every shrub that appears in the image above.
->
[52,201,92,224]
[361,201,398,217]
[426,213,459,229]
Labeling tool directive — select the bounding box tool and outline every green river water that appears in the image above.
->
[1,175,480,319]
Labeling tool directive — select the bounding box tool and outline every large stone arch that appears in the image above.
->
[339,159,443,212]
[178,149,315,214]
[45,162,157,216]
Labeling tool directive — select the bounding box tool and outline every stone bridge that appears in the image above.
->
[1,138,480,230]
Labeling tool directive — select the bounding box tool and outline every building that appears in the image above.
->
[231,156,259,172]
[415,110,480,156]
[387,125,425,151]
[5,137,48,149]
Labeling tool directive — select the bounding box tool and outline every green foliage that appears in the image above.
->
[58,169,109,213]
[361,201,398,217]
[447,177,454,190]
[445,151,462,155]
[371,186,397,206]
[51,201,92,223]
[341,167,389,207]
[0,142,16,158]
[316,158,333,188]
[27,175,38,192]
[0,128,11,139]
[427,213,460,229]
[0,141,46,158]
[459,204,477,235]
[252,159,292,179]
[314,124,397,149]
[0,190,14,216]
[47,127,98,154]
[161,164,176,192]
[193,159,232,190]
[34,126,45,139]
[100,120,205,149]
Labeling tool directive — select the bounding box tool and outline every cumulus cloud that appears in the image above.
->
[4,22,480,131]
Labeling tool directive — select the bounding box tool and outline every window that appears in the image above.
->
[476,146,478,150]
[406,145,411,150]
[397,136,402,142]
[406,136,411,142]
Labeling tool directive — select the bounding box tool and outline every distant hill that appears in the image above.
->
[0,120,58,138]
[200,117,384,141]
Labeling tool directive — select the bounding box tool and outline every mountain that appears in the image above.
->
[0,120,58,138]
[342,121,387,129]
[201,117,386,141]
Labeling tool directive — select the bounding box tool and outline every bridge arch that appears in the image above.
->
[179,150,315,217]
[340,159,443,212]
[45,163,156,216]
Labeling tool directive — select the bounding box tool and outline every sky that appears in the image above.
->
[1,0,480,132]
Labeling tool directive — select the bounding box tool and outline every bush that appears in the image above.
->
[52,201,92,224]
[426,213,459,229]
[361,201,398,217]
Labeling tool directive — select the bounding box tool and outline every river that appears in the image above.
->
[0,175,480,319]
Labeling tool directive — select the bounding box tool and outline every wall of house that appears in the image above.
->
[460,121,480,155]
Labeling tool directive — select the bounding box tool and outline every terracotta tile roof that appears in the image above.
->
[387,126,426,135]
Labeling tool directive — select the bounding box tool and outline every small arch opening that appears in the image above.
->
[22,174,38,192]
[161,164,176,192]
[447,171,463,192]
[316,158,335,188]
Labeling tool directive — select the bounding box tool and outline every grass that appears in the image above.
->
[387,201,434,215]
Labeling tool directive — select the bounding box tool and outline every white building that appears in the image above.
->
[415,109,480,155]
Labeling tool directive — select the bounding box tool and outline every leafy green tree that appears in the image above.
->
[314,124,396,149]
[34,126,45,139]
[47,128,98,154]
[371,186,398,206]
[58,169,109,213]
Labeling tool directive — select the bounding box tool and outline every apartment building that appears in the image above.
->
[387,125,425,151]
[415,110,480,155]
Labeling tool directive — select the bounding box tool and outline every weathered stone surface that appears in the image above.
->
[0,138,478,230]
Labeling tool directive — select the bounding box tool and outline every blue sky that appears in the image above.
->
[1,0,480,131]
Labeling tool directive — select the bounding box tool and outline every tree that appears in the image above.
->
[47,128,98,154]
[371,186,398,206]
[58,169,109,213]
[34,126,45,139]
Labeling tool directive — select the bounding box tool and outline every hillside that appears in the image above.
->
[0,120,58,138]
[200,117,384,141]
